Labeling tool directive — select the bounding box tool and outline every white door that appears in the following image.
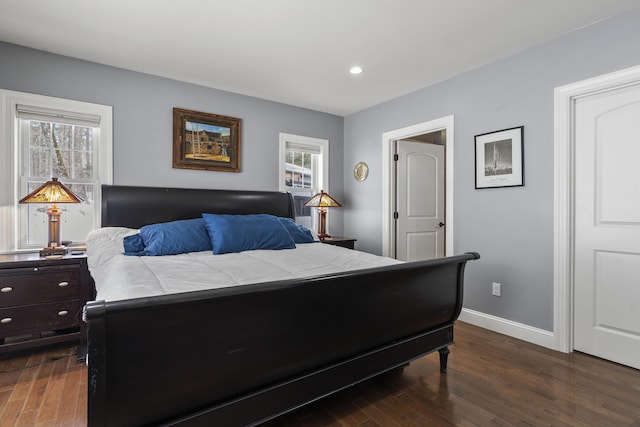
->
[573,82,640,369]
[395,140,445,262]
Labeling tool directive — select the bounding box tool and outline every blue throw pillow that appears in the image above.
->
[278,217,316,243]
[202,213,296,255]
[123,233,146,255]
[134,218,212,256]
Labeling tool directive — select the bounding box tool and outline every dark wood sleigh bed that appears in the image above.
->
[83,185,479,427]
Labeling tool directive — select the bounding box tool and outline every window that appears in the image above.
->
[278,133,328,230]
[0,90,113,253]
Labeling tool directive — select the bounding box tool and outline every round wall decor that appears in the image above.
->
[354,162,369,181]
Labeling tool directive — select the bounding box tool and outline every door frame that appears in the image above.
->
[553,64,640,353]
[381,115,454,258]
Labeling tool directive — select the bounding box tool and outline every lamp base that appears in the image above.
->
[40,246,68,257]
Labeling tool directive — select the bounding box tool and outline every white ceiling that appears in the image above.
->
[2,0,640,116]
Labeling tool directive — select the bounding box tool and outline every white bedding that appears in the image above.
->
[87,227,402,302]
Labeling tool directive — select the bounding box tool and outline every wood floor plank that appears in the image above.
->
[1,322,639,426]
[36,377,64,424]
[21,357,53,417]
[56,363,82,426]
[0,399,23,427]
[318,390,372,425]
[73,364,88,425]
[37,357,71,424]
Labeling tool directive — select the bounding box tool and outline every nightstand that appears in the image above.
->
[320,236,357,250]
[0,252,93,358]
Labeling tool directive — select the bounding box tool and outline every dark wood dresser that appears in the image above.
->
[0,253,92,357]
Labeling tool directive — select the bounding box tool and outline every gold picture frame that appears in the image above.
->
[173,108,241,172]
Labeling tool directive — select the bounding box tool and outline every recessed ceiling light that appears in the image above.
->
[349,66,363,75]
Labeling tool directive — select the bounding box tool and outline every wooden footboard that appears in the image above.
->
[84,252,479,427]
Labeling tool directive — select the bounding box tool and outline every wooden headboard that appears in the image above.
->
[101,185,296,229]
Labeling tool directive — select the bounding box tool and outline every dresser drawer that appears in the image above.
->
[0,270,80,307]
[0,300,81,338]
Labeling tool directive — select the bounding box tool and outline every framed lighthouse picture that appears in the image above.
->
[474,126,524,189]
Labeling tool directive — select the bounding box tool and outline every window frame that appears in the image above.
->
[278,133,329,229]
[0,89,113,253]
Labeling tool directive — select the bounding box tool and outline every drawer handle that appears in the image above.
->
[1,286,12,293]
[0,317,12,324]
[58,310,69,316]
[58,281,69,287]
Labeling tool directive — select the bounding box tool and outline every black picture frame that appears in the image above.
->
[474,126,524,189]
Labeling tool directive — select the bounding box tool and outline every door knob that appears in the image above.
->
[438,222,445,228]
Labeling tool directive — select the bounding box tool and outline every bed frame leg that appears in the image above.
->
[438,347,450,373]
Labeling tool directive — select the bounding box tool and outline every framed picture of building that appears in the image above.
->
[173,108,241,172]
[474,126,524,189]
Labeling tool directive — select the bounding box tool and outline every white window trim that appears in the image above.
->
[278,133,329,193]
[0,89,113,253]
[278,133,329,232]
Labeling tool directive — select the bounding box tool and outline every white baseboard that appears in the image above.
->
[458,308,556,350]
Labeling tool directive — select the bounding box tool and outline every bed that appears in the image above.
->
[83,185,479,427]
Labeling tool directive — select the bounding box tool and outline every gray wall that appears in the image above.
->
[0,41,345,235]
[343,7,640,331]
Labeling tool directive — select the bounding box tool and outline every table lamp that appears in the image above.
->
[303,190,341,239]
[19,177,83,256]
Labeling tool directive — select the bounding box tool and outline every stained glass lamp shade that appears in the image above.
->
[19,178,82,256]
[303,190,342,239]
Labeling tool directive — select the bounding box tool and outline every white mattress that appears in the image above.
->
[87,227,402,302]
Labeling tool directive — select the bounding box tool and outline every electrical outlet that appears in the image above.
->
[492,282,501,297]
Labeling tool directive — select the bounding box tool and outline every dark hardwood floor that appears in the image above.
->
[1,321,638,426]
[0,344,85,427]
